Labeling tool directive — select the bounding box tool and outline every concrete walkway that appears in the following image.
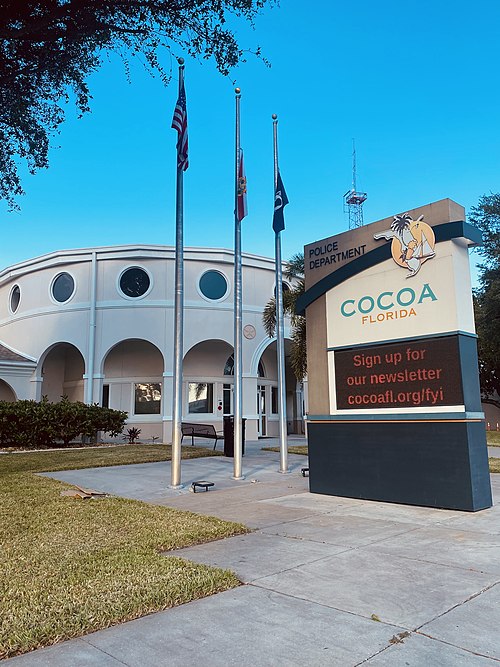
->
[6,437,500,666]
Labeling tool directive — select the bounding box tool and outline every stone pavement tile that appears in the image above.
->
[439,504,500,535]
[254,549,498,628]
[4,638,125,666]
[363,631,498,666]
[369,524,500,575]
[164,477,309,512]
[260,491,368,513]
[329,498,465,526]
[40,461,174,503]
[190,501,316,529]
[41,459,309,506]
[419,583,500,660]
[171,531,348,583]
[73,587,406,667]
[260,513,419,548]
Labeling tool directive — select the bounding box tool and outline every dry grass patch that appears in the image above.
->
[262,445,308,456]
[264,432,499,459]
[0,443,221,474]
[489,457,500,473]
[487,431,500,447]
[0,446,247,659]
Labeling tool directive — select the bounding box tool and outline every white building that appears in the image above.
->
[0,245,304,442]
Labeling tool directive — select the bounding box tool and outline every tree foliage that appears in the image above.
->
[469,194,500,407]
[263,252,306,381]
[0,0,272,209]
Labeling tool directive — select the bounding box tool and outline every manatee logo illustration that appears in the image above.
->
[374,213,436,278]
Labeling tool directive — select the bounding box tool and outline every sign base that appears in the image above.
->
[308,420,492,511]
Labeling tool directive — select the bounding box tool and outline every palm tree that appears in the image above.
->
[262,252,306,381]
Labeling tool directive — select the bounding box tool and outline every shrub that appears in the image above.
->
[0,398,127,449]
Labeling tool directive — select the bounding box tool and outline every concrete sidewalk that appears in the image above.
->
[6,438,500,666]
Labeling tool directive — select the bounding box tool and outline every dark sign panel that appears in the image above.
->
[334,336,463,410]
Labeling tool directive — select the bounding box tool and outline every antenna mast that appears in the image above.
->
[343,139,367,229]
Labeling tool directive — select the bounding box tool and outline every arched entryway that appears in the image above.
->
[183,340,233,421]
[256,339,304,436]
[0,379,16,401]
[40,343,85,402]
[102,339,164,417]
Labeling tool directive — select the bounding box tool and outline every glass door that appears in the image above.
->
[257,384,267,436]
[223,383,233,416]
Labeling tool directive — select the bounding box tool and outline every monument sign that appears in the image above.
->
[297,199,492,510]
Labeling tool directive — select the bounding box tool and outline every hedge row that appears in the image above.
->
[0,397,127,449]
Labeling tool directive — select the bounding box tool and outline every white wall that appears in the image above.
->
[0,246,298,441]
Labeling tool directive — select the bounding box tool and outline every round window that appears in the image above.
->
[274,282,290,297]
[199,271,228,300]
[10,285,20,313]
[119,267,151,298]
[52,273,75,303]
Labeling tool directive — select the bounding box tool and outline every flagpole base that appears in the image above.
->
[278,468,290,474]
[169,484,184,490]
[231,475,245,481]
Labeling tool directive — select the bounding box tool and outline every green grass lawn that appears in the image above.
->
[0,445,247,660]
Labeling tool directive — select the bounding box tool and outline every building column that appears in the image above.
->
[31,375,43,401]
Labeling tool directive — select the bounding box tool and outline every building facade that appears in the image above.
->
[0,245,304,442]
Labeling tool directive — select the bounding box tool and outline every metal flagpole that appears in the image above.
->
[273,114,288,474]
[170,59,186,488]
[233,87,244,480]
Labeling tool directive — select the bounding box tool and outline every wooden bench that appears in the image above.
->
[181,422,221,450]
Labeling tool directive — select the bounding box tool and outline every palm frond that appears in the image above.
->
[262,252,307,381]
[290,316,307,381]
[285,253,304,281]
[262,296,277,337]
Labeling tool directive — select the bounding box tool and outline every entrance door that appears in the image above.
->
[223,383,233,416]
[257,384,267,436]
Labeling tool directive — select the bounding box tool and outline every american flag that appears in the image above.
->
[171,79,188,171]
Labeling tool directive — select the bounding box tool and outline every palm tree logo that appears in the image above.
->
[374,214,436,277]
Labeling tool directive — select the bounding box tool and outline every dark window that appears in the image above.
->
[224,354,234,376]
[134,382,161,414]
[52,273,75,303]
[258,361,265,378]
[274,282,291,297]
[199,271,228,300]
[10,285,20,313]
[120,267,150,298]
[188,382,214,413]
[102,384,110,408]
[223,383,232,414]
[271,386,278,413]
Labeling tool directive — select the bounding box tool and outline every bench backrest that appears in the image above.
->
[181,422,216,436]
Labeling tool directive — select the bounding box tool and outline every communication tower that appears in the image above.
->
[343,140,367,229]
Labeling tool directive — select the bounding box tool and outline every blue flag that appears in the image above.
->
[273,171,289,233]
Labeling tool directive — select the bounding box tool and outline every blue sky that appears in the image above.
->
[2,0,499,276]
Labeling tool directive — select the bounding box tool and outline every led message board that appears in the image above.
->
[334,336,463,410]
